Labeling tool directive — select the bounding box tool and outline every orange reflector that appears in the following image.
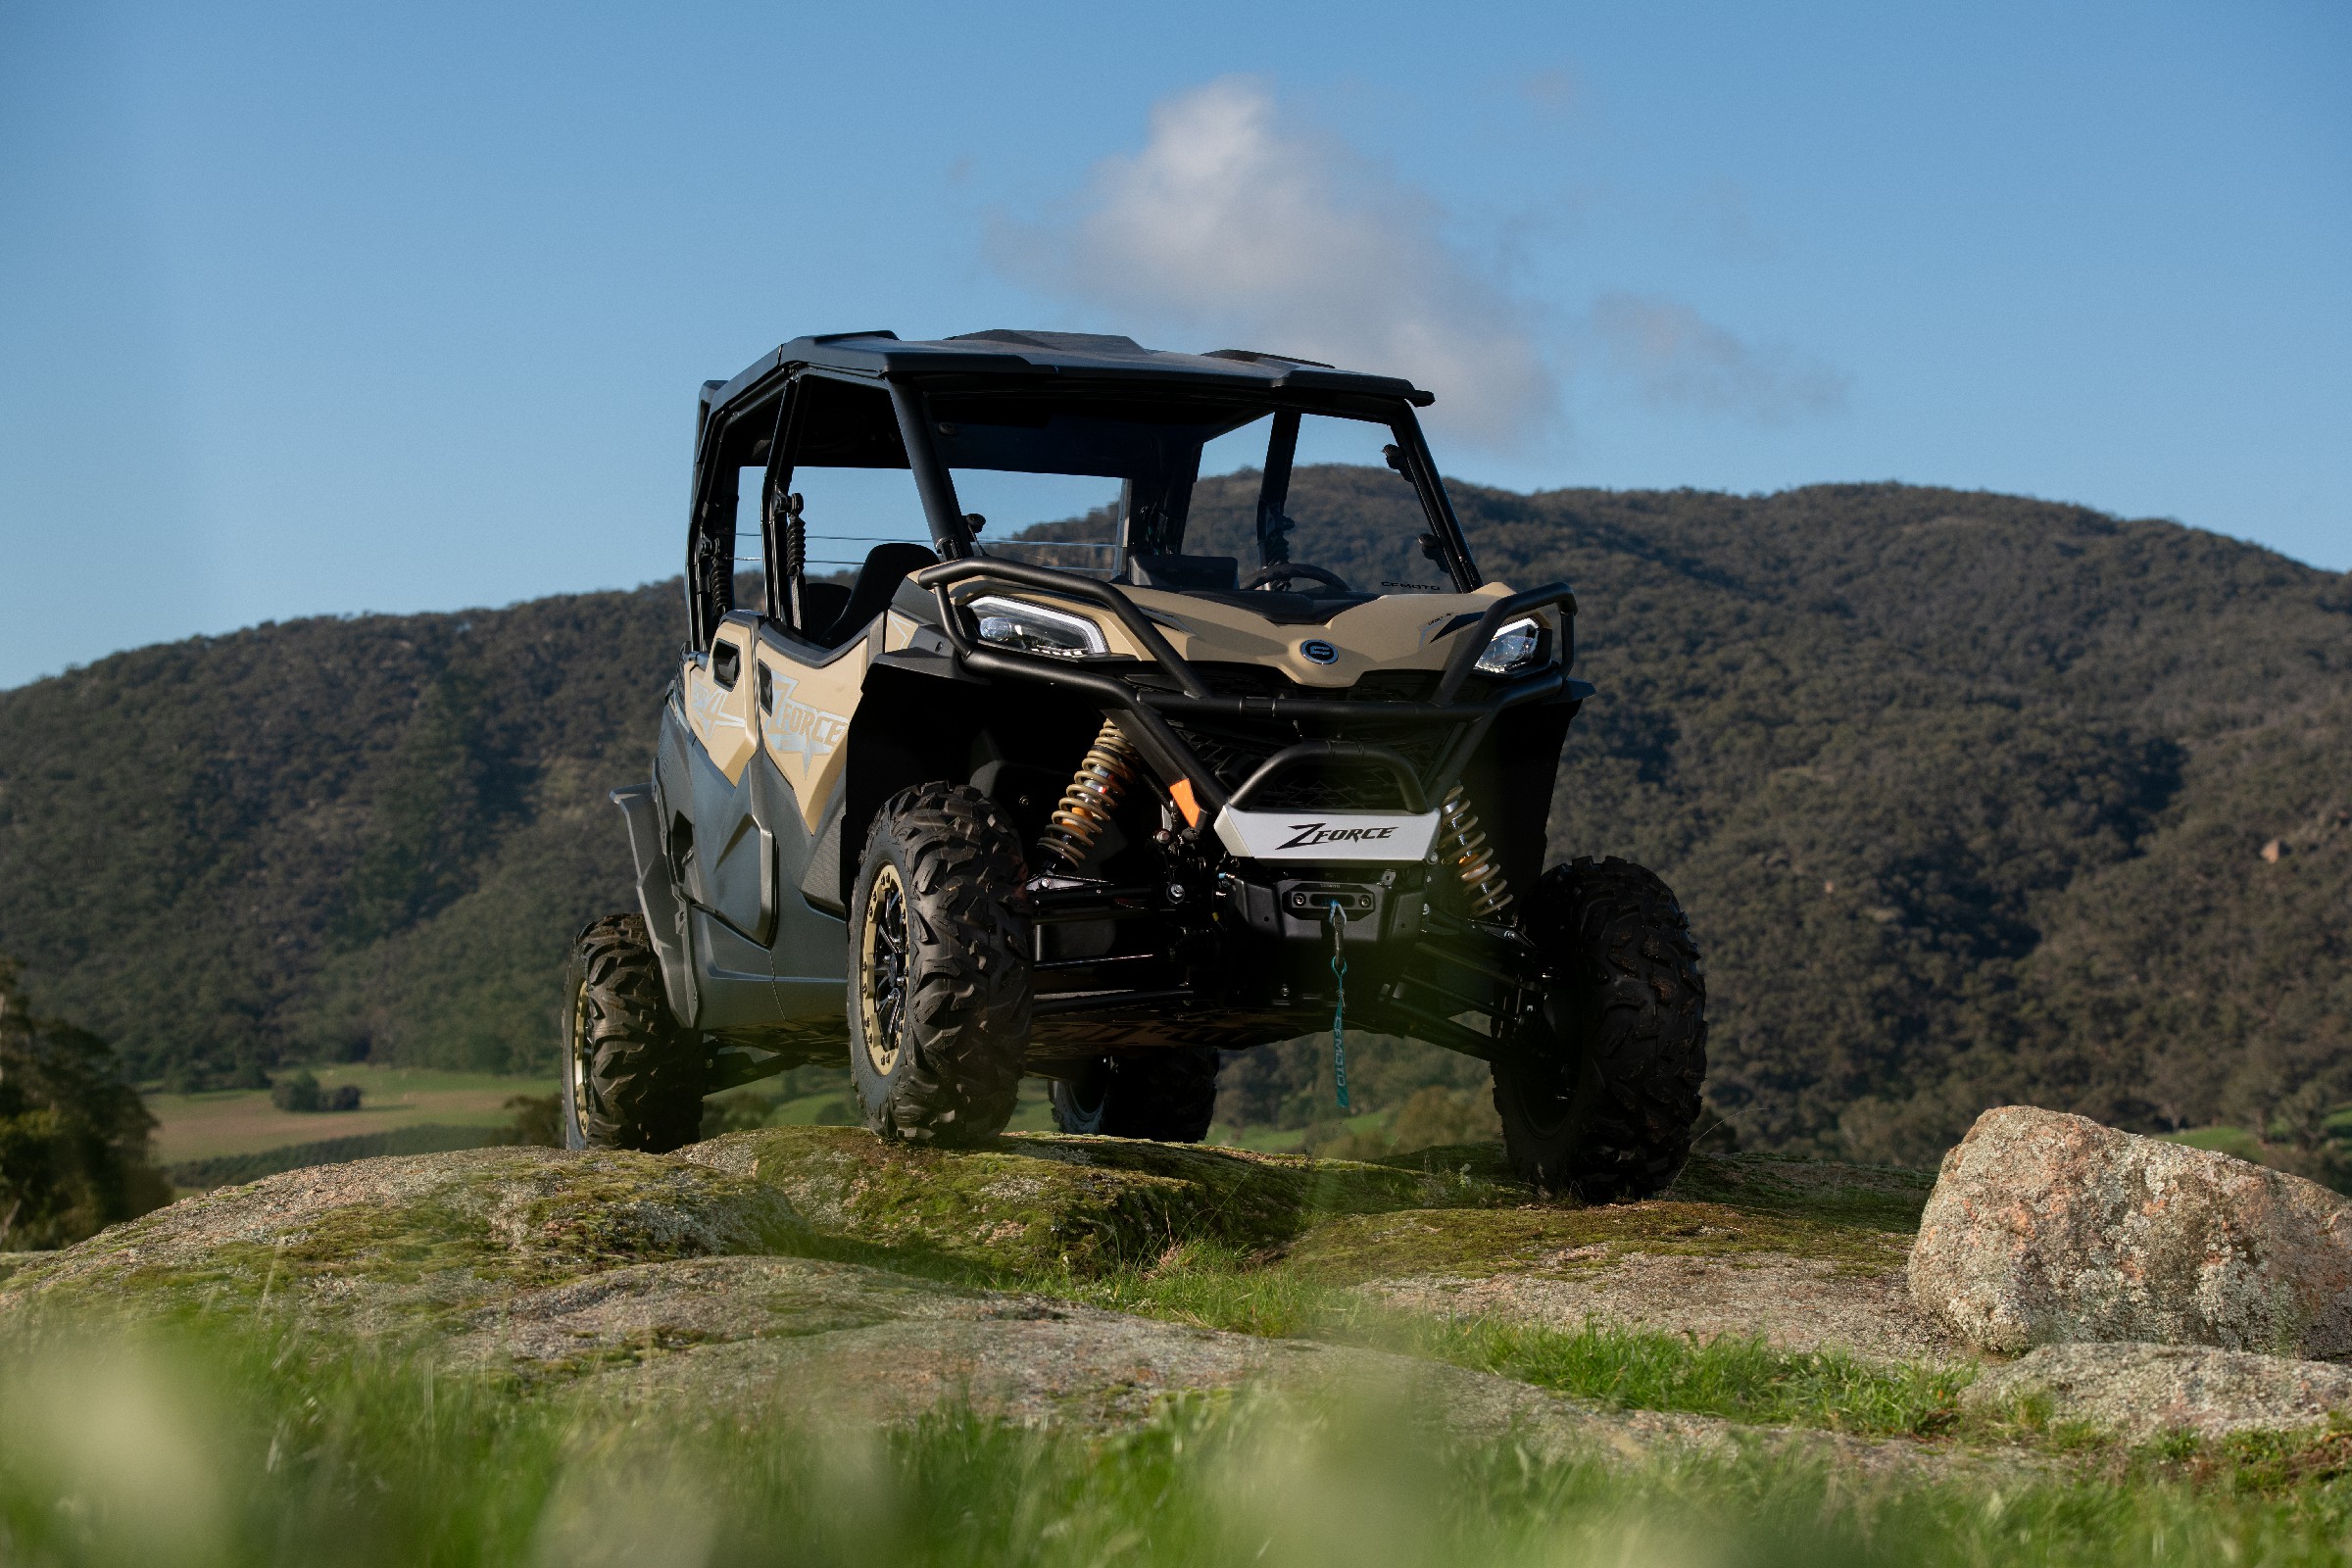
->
[1168,777,1202,829]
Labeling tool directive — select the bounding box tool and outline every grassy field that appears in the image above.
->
[144,1064,556,1164]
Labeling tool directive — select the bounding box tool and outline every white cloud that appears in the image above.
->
[1589,292,1848,425]
[993,77,1557,453]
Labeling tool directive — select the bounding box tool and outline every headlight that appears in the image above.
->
[968,595,1109,659]
[1473,615,1547,675]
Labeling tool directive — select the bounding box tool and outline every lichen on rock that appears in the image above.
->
[1910,1106,2352,1358]
[1962,1342,2352,1442]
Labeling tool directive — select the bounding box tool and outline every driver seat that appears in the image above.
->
[818,541,938,647]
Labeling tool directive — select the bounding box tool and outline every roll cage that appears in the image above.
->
[681,331,1487,653]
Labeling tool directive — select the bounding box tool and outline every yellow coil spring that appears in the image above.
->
[1038,719,1141,869]
[1439,785,1513,919]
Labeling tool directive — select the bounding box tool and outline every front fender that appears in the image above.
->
[610,782,700,1025]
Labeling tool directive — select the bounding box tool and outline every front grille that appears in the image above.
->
[1247,760,1412,811]
[1166,718,1455,808]
[1124,662,1466,810]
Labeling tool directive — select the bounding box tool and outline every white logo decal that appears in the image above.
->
[759,673,849,760]
[1277,821,1399,851]
[688,676,746,732]
[1213,807,1440,862]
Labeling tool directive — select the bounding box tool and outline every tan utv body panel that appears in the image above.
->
[680,622,759,784]
[683,615,903,835]
[691,581,1555,839]
[755,633,871,834]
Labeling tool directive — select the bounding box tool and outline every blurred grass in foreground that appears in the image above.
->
[8,1311,2352,1568]
[918,1240,1968,1439]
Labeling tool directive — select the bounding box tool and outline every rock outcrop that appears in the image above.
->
[1909,1106,2352,1358]
[1963,1342,2352,1442]
[0,1129,1522,1329]
[0,1129,1999,1470]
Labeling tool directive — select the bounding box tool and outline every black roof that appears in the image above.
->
[704,328,1435,414]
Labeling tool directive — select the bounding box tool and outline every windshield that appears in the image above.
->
[935,393,1467,604]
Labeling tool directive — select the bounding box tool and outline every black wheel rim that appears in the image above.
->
[859,862,910,1075]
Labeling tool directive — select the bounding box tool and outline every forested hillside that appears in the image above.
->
[2,477,2345,1163]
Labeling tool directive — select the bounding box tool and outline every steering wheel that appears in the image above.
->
[1242,561,1348,593]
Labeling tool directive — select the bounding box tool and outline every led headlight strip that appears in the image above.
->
[1472,615,1546,675]
[966,594,1109,659]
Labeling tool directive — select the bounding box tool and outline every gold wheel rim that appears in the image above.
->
[566,975,593,1128]
[859,862,909,1076]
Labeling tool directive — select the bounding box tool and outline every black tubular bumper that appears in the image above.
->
[913,559,1587,820]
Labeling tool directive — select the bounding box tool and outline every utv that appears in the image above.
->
[563,329,1706,1198]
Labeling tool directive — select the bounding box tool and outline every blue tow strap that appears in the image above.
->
[1326,903,1350,1111]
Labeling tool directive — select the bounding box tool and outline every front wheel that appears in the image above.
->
[848,784,1032,1146]
[562,912,705,1152]
[1494,858,1706,1200]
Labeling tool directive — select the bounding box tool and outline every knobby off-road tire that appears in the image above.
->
[1049,1047,1220,1142]
[849,785,1032,1147]
[1495,857,1707,1200]
[562,912,706,1152]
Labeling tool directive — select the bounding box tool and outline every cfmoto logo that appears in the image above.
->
[1299,639,1338,664]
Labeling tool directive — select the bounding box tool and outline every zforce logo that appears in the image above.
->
[759,673,849,760]
[1277,821,1400,851]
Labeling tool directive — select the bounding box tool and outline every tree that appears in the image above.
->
[0,956,172,1249]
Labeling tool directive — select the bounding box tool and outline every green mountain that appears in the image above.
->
[1,476,2344,1162]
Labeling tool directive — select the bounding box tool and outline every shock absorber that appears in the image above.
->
[1438,785,1513,920]
[1038,718,1141,870]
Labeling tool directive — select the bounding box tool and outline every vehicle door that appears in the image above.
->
[753,373,943,934]
[662,390,796,1030]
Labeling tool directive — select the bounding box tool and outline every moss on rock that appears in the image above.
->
[0,1147,803,1331]
[1281,1200,1914,1286]
[1273,1152,1930,1287]
[685,1127,1528,1277]
[1669,1152,1935,1232]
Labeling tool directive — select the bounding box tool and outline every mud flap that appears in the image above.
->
[611,783,701,1026]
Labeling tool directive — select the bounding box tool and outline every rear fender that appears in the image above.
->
[611,782,700,1024]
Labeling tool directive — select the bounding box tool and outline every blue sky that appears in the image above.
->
[2,0,2346,690]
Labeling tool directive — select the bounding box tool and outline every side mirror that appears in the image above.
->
[1383,444,1411,474]
[1419,532,1446,564]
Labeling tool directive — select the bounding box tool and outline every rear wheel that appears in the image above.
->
[1049,1047,1220,1142]
[848,785,1032,1146]
[1494,858,1706,1200]
[562,912,705,1152]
